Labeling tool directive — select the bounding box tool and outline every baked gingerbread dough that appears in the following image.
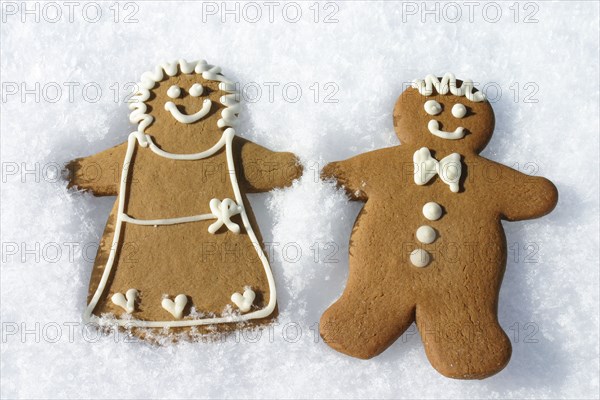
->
[67,60,302,337]
[320,74,558,379]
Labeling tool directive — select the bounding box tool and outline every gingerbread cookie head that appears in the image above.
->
[129,59,240,152]
[393,73,494,154]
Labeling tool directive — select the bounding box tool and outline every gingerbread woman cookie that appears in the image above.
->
[67,59,301,334]
[320,73,558,379]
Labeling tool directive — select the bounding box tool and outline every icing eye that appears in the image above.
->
[452,103,467,119]
[167,85,181,99]
[189,83,204,97]
[424,100,442,115]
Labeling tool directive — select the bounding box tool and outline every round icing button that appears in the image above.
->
[452,103,467,118]
[416,225,436,244]
[424,100,442,115]
[410,249,431,268]
[167,85,181,99]
[423,202,442,220]
[189,83,204,97]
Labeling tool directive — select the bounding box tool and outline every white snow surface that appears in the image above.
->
[1,1,599,398]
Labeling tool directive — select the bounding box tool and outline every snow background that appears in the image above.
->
[1,1,599,398]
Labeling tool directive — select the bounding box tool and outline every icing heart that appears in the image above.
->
[161,294,188,319]
[111,288,138,314]
[231,289,256,313]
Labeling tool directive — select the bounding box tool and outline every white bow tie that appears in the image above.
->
[413,147,462,193]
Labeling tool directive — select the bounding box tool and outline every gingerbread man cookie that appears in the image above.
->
[67,59,301,334]
[320,73,558,379]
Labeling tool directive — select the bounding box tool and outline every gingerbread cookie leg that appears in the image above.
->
[416,294,511,379]
[321,288,416,359]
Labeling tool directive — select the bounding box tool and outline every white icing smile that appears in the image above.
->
[164,99,212,124]
[428,119,465,140]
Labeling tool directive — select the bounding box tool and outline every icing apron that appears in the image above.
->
[83,128,277,328]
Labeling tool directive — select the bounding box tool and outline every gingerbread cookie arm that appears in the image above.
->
[321,152,375,201]
[65,141,128,196]
[234,137,302,192]
[492,162,558,221]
